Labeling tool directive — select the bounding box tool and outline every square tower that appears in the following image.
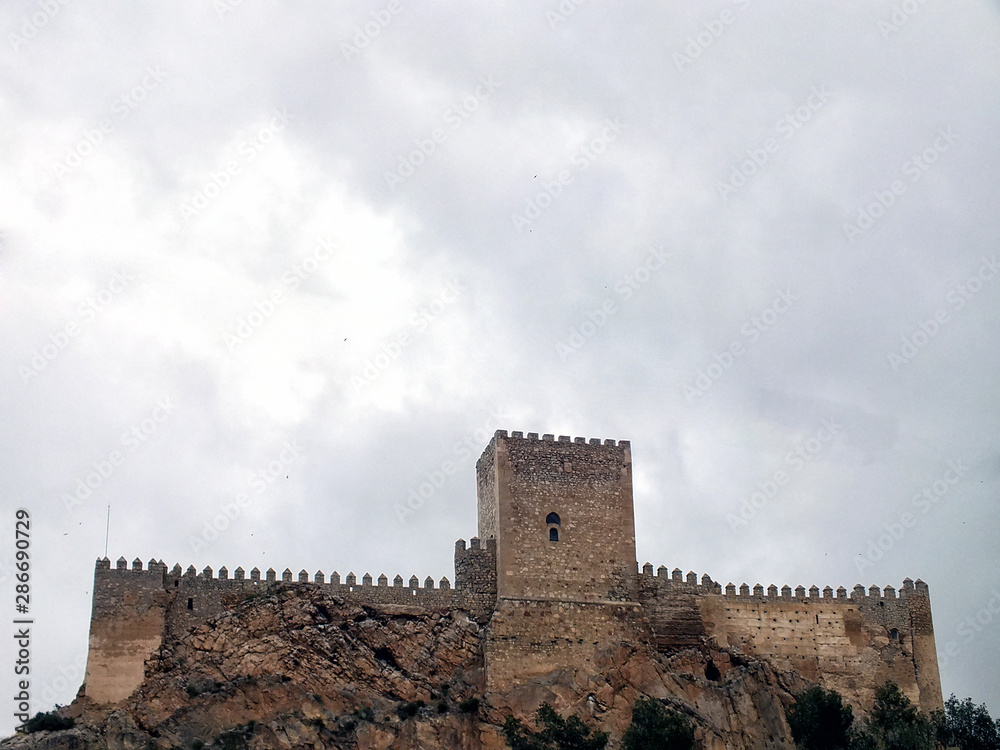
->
[476,430,638,603]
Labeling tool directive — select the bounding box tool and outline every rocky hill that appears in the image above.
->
[1,583,817,750]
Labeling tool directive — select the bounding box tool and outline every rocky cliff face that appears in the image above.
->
[2,585,813,750]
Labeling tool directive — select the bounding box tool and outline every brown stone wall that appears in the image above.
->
[477,439,498,541]
[85,545,499,705]
[485,598,646,691]
[84,559,168,704]
[454,538,498,622]
[640,570,943,712]
[478,431,637,603]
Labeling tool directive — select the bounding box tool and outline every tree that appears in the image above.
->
[785,686,855,750]
[932,695,1000,750]
[853,682,934,750]
[622,696,695,750]
[503,703,608,750]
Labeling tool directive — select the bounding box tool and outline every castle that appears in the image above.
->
[84,430,943,713]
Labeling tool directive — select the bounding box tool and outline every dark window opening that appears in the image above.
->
[187,598,193,610]
[890,629,899,641]
[546,512,561,525]
[549,528,559,542]
[174,580,178,587]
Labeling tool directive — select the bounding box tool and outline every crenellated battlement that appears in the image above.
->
[637,562,928,603]
[483,429,629,451]
[99,556,457,590]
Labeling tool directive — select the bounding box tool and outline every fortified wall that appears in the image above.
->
[636,566,941,712]
[84,539,496,704]
[83,430,943,714]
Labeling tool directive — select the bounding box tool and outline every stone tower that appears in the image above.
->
[476,431,644,690]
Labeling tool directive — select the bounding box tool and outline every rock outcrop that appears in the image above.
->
[3,583,817,750]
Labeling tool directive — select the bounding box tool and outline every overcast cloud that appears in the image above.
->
[1,1,999,736]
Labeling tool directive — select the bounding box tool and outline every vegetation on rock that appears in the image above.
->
[621,696,694,750]
[786,686,855,750]
[503,703,608,750]
[16,711,74,734]
[786,682,1000,750]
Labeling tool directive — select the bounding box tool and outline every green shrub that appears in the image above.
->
[622,697,694,750]
[858,682,935,750]
[503,703,608,750]
[19,711,75,733]
[785,686,854,750]
[396,700,425,719]
[932,694,1000,750]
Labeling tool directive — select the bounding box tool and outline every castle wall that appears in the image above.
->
[84,558,169,704]
[85,541,498,704]
[485,598,646,691]
[478,431,637,603]
[639,567,943,712]
[454,537,498,622]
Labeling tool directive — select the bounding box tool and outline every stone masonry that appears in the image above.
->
[83,430,943,713]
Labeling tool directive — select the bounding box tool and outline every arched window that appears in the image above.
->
[549,528,559,542]
[890,628,899,641]
[546,512,561,525]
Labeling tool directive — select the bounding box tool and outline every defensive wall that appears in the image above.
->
[84,538,496,704]
[636,565,942,712]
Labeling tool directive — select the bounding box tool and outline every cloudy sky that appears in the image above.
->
[2,0,999,735]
